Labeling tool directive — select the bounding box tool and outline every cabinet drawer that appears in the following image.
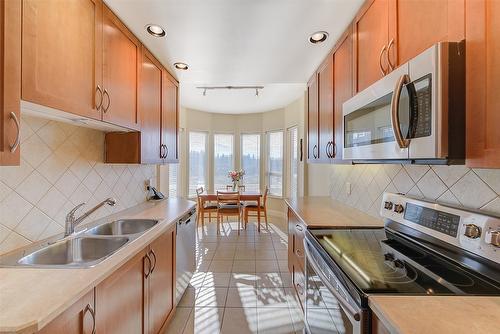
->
[293,221,306,269]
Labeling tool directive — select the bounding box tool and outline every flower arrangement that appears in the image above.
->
[228,170,245,190]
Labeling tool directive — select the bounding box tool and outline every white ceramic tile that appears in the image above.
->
[37,122,67,151]
[393,168,414,194]
[473,169,500,194]
[257,307,295,334]
[37,187,67,218]
[16,171,51,205]
[53,140,79,168]
[55,170,81,197]
[404,165,430,183]
[37,153,69,184]
[23,116,49,132]
[21,134,52,168]
[195,287,228,307]
[437,190,461,207]
[38,220,64,240]
[0,159,33,188]
[221,307,257,334]
[69,157,92,181]
[69,184,93,206]
[0,181,11,202]
[432,165,469,187]
[0,231,30,254]
[416,169,447,200]
[450,171,497,209]
[0,191,33,229]
[15,207,52,241]
[83,170,102,193]
[225,287,257,308]
[0,223,11,244]
[480,197,500,215]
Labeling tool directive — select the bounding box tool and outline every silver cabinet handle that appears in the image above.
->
[312,144,318,159]
[102,89,110,113]
[144,253,152,278]
[387,39,395,71]
[83,303,96,334]
[332,142,337,158]
[325,142,331,158]
[95,85,103,110]
[160,144,164,158]
[295,224,303,232]
[295,282,304,296]
[164,145,168,158]
[149,249,157,273]
[379,44,388,76]
[390,74,411,148]
[9,112,20,153]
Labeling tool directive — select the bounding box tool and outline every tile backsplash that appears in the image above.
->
[0,115,157,255]
[329,164,500,219]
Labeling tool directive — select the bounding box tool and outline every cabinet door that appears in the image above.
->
[102,4,140,130]
[318,55,334,163]
[162,71,179,163]
[22,0,102,120]
[140,47,162,164]
[307,74,319,162]
[38,290,95,334]
[148,228,175,334]
[391,0,465,66]
[465,0,500,168]
[95,250,146,334]
[1,0,21,166]
[354,0,389,92]
[333,31,353,162]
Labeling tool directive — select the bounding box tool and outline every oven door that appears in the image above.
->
[304,240,368,334]
[343,65,409,161]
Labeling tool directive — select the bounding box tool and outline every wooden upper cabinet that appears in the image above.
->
[354,0,389,92]
[1,0,21,166]
[333,30,353,163]
[38,290,95,334]
[140,47,163,164]
[21,0,102,120]
[318,54,334,163]
[101,4,140,130]
[465,0,500,168]
[147,228,175,333]
[307,74,319,162]
[390,0,465,67]
[95,250,146,334]
[162,71,179,163]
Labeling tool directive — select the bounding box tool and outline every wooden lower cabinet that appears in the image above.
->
[95,250,147,334]
[147,228,175,334]
[38,290,95,334]
[372,312,391,334]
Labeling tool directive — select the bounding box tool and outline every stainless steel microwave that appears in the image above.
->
[342,41,465,163]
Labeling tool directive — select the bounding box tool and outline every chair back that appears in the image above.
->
[262,186,269,207]
[217,191,241,207]
[196,187,204,206]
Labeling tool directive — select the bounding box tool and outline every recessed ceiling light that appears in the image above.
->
[309,31,329,44]
[173,62,189,70]
[145,24,166,37]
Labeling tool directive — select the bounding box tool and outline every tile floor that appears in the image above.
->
[162,215,304,334]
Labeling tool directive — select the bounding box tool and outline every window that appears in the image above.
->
[288,127,298,198]
[267,131,284,196]
[168,164,178,197]
[241,134,260,192]
[213,134,234,190]
[188,132,207,196]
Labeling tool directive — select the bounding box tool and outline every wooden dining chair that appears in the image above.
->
[243,186,269,231]
[196,187,217,226]
[216,191,242,235]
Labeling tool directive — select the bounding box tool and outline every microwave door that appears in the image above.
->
[343,65,409,160]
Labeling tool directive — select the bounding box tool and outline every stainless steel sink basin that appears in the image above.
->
[85,219,158,236]
[17,236,129,267]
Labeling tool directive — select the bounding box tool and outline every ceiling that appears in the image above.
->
[105,0,364,114]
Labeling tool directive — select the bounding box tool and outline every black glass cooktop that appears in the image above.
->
[311,228,500,296]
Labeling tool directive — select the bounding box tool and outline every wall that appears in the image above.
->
[0,115,157,255]
[309,163,500,219]
[168,94,306,216]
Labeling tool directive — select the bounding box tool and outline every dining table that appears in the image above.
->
[198,190,264,231]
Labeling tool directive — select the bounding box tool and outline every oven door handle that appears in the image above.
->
[391,74,411,149]
[304,240,361,322]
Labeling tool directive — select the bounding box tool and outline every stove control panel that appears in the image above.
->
[380,193,500,265]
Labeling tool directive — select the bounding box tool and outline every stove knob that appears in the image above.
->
[464,224,481,239]
[384,201,394,210]
[384,253,395,261]
[485,230,500,247]
[394,204,405,214]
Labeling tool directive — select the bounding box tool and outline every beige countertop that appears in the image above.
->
[286,197,500,334]
[285,196,384,228]
[0,198,196,334]
[369,295,500,334]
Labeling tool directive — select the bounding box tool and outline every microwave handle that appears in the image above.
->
[391,74,411,149]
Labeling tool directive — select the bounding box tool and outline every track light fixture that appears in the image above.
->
[197,85,264,97]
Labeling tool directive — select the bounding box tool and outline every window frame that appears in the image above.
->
[187,130,209,198]
[266,130,284,198]
[288,126,299,199]
[213,132,235,191]
[240,133,261,192]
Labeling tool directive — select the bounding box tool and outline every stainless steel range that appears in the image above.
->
[304,193,500,334]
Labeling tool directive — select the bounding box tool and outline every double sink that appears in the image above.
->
[1,219,159,268]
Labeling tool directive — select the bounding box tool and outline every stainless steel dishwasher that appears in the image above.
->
[175,207,197,305]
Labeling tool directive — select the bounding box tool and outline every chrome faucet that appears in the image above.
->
[65,198,116,237]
